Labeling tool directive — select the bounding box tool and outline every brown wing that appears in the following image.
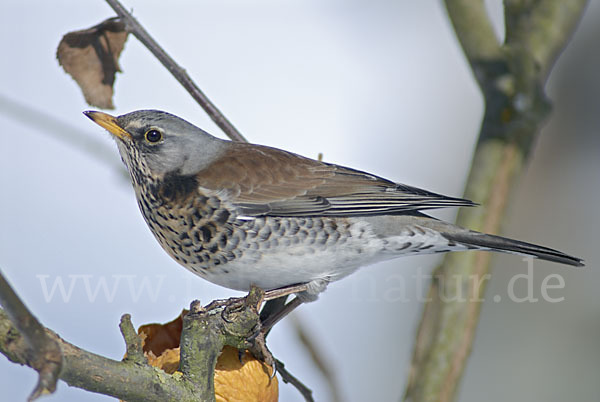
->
[195,142,474,217]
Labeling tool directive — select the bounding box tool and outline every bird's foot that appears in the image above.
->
[245,328,277,378]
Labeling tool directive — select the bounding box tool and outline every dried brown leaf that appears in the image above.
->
[138,310,186,357]
[57,17,128,109]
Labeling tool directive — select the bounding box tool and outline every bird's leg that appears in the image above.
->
[263,283,311,300]
[246,296,304,376]
[260,296,289,323]
[260,282,313,334]
[261,280,330,331]
[206,282,308,314]
[206,283,309,326]
[261,297,303,333]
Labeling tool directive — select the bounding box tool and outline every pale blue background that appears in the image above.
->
[1,1,598,401]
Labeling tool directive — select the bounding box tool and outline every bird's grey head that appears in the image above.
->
[85,110,228,177]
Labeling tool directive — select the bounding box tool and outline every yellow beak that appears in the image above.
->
[84,111,132,141]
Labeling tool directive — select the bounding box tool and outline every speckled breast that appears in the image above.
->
[132,178,367,286]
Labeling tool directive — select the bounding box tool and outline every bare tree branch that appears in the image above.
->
[0,270,63,401]
[505,0,588,82]
[0,288,271,401]
[179,290,264,401]
[0,306,193,401]
[403,2,588,402]
[104,0,247,142]
[444,0,502,68]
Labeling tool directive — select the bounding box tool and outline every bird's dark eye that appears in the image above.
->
[144,129,162,143]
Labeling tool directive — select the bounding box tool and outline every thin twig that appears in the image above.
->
[275,359,314,402]
[0,270,63,401]
[104,0,247,142]
[119,314,146,365]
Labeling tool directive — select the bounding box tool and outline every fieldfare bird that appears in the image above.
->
[85,110,583,302]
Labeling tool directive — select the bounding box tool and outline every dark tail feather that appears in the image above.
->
[443,232,584,267]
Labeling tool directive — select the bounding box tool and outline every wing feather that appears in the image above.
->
[195,142,475,217]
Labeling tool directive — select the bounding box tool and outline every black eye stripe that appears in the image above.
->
[145,129,162,143]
